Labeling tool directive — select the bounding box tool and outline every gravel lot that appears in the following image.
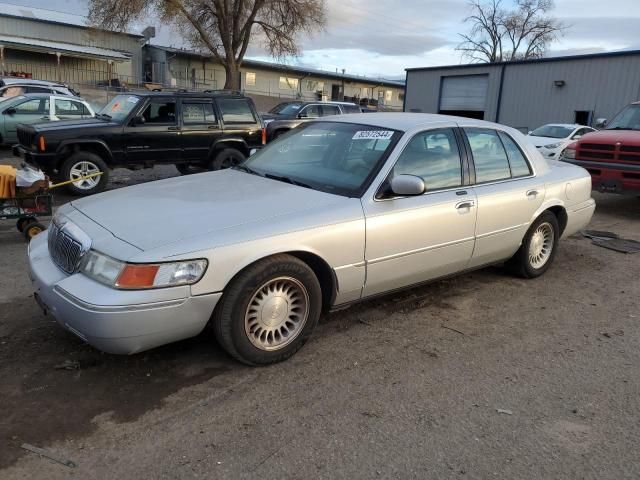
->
[1,147,639,479]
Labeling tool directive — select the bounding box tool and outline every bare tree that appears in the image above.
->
[457,0,564,63]
[89,0,326,89]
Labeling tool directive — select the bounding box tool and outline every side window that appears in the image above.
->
[182,102,217,124]
[299,104,321,118]
[141,99,176,124]
[217,98,256,123]
[54,99,84,116]
[575,128,592,137]
[498,131,531,177]
[321,105,341,116]
[342,104,361,114]
[14,99,45,114]
[465,128,511,183]
[393,128,462,190]
[26,86,51,94]
[2,86,26,98]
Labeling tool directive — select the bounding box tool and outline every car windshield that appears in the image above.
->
[606,105,640,130]
[243,122,402,197]
[529,125,574,138]
[269,102,303,115]
[98,95,141,122]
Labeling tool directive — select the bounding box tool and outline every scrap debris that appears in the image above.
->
[20,443,77,468]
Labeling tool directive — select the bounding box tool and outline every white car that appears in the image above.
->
[527,124,595,159]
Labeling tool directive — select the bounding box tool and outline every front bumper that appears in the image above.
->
[28,232,221,354]
[13,145,57,172]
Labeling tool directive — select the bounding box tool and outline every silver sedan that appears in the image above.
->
[28,113,596,364]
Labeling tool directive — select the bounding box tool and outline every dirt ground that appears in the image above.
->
[0,147,639,479]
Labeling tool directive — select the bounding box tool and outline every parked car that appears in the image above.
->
[13,91,265,195]
[0,94,94,145]
[262,100,361,141]
[527,124,595,159]
[0,77,80,101]
[29,113,595,365]
[560,102,640,194]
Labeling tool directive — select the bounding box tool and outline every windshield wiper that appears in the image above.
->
[232,164,263,176]
[95,113,112,120]
[263,173,313,189]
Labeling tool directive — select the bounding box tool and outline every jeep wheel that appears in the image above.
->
[60,152,109,196]
[211,148,246,171]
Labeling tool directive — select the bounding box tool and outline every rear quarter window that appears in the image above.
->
[217,98,257,123]
[341,105,361,114]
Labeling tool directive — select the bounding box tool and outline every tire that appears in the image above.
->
[60,152,109,196]
[24,222,46,241]
[213,254,322,365]
[211,148,246,171]
[16,217,35,233]
[507,211,560,278]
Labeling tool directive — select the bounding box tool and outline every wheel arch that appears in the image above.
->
[209,137,250,158]
[530,200,568,236]
[56,140,113,169]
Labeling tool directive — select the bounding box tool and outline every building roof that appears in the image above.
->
[0,2,144,38]
[148,45,405,88]
[406,49,640,73]
[0,34,132,61]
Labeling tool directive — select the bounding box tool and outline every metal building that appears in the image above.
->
[404,50,640,132]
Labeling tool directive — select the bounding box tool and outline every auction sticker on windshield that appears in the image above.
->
[352,130,394,140]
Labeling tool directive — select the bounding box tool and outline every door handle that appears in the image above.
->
[168,126,181,131]
[455,200,475,210]
[526,189,540,197]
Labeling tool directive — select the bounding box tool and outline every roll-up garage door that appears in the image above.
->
[439,75,489,119]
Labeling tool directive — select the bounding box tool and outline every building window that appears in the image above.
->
[306,80,324,92]
[245,72,256,86]
[279,77,299,90]
[385,90,393,102]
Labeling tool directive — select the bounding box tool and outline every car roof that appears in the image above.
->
[538,123,583,128]
[318,112,505,131]
[0,77,65,87]
[130,91,249,99]
[275,100,359,106]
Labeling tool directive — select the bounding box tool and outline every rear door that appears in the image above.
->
[462,127,545,268]
[124,97,182,164]
[180,99,220,162]
[320,104,341,117]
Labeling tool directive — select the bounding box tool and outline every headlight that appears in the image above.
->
[80,250,207,289]
[545,142,562,149]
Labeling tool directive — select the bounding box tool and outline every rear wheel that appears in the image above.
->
[175,163,205,175]
[24,222,46,241]
[213,254,322,365]
[60,152,109,196]
[211,148,246,171]
[507,211,559,278]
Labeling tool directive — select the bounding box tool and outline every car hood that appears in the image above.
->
[576,129,640,145]
[31,118,112,131]
[70,169,345,251]
[528,136,564,147]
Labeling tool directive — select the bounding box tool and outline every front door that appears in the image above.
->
[124,97,181,164]
[362,127,477,297]
[461,127,545,267]
[180,99,220,162]
[3,97,49,144]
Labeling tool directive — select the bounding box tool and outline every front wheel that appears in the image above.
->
[210,148,246,171]
[213,254,322,365]
[507,211,559,278]
[60,152,109,196]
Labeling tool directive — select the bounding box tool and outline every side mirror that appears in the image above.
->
[390,174,425,196]
[4,107,16,115]
[594,118,608,129]
[131,115,145,126]
[249,148,257,156]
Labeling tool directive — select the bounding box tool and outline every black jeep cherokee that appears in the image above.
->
[13,91,265,195]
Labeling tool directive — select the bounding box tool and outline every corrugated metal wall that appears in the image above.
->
[405,53,640,131]
[0,17,142,80]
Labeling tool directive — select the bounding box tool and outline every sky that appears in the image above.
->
[6,0,640,80]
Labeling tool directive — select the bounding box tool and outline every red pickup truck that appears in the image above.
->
[561,102,640,195]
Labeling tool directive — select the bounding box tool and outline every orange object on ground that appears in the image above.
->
[0,165,17,198]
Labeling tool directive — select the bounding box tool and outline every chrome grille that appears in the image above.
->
[48,222,84,274]
[17,126,35,148]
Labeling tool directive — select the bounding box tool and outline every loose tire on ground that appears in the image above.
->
[24,222,46,241]
[507,211,560,278]
[211,148,246,171]
[212,254,322,365]
[16,217,35,233]
[60,152,109,196]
